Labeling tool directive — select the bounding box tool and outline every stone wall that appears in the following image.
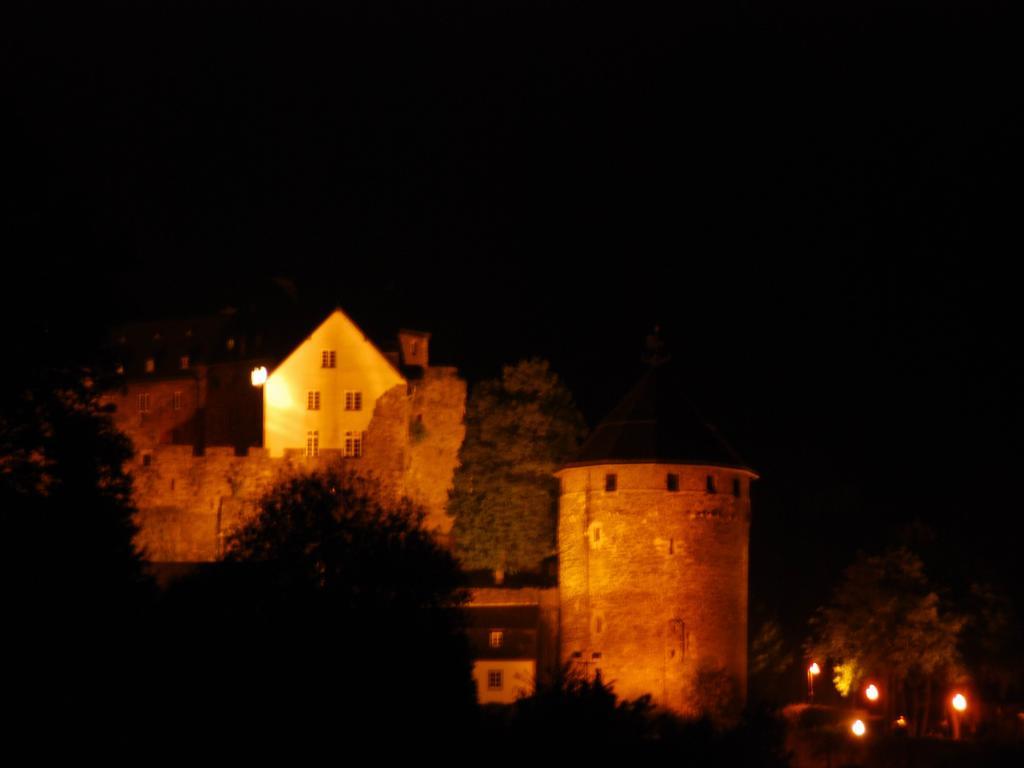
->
[557,463,755,716]
[406,367,466,536]
[130,366,466,562]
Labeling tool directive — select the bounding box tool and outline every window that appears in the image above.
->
[706,475,716,493]
[667,473,679,492]
[306,430,319,458]
[173,391,182,411]
[489,630,504,649]
[307,391,321,410]
[321,350,336,368]
[142,453,152,467]
[345,431,363,458]
[487,670,503,690]
[180,355,190,370]
[604,473,617,492]
[144,358,155,373]
[733,478,742,498]
[345,391,363,411]
[138,393,151,413]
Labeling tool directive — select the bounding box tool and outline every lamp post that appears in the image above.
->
[808,662,821,703]
[865,683,880,703]
[950,692,967,740]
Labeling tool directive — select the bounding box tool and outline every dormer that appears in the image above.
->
[398,330,430,368]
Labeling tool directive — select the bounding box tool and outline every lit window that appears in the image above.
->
[226,338,236,351]
[345,431,364,458]
[667,473,679,492]
[307,391,321,410]
[115,363,125,375]
[138,393,151,413]
[733,478,742,498]
[489,630,504,649]
[706,475,716,493]
[345,391,363,411]
[145,358,155,373]
[180,355,190,370]
[411,340,419,357]
[604,473,617,492]
[306,430,319,458]
[487,670,503,690]
[173,391,182,411]
[321,350,337,368]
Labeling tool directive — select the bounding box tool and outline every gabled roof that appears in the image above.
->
[563,361,752,471]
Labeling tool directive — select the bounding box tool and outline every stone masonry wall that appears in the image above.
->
[130,367,465,562]
[557,463,754,716]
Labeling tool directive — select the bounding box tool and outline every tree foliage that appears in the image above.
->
[156,468,476,744]
[808,546,964,734]
[449,359,586,574]
[0,365,151,728]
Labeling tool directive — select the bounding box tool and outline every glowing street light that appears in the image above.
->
[251,366,268,386]
[950,692,968,740]
[865,683,880,702]
[808,662,821,702]
[851,719,867,738]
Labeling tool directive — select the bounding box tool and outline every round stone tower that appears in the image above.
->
[556,362,756,716]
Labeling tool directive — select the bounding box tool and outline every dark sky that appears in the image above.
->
[9,1,1022,629]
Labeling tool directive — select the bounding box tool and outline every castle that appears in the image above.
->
[104,308,753,713]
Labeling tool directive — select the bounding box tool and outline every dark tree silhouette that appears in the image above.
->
[0,364,152,736]
[155,468,476,747]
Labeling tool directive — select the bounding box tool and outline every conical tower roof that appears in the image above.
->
[564,361,751,470]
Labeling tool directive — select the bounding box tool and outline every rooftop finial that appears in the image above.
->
[643,324,670,367]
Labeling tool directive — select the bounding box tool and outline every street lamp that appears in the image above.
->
[950,692,967,740]
[865,683,880,703]
[251,366,268,386]
[851,719,867,738]
[808,662,821,702]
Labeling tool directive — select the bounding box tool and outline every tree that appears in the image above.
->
[157,468,476,744]
[0,364,151,730]
[808,547,964,735]
[449,359,586,575]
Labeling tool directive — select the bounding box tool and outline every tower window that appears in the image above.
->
[144,358,155,373]
[604,473,617,492]
[180,355,190,370]
[138,393,151,413]
[345,391,363,411]
[489,630,504,649]
[306,430,319,457]
[733,478,742,497]
[173,391,182,411]
[667,473,679,492]
[321,350,337,368]
[706,475,716,494]
[669,537,675,555]
[307,391,321,410]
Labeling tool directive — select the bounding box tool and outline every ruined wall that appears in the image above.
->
[131,367,466,562]
[105,377,201,448]
[406,367,466,536]
[557,463,754,716]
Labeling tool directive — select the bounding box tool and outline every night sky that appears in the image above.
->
[10,1,1022,639]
